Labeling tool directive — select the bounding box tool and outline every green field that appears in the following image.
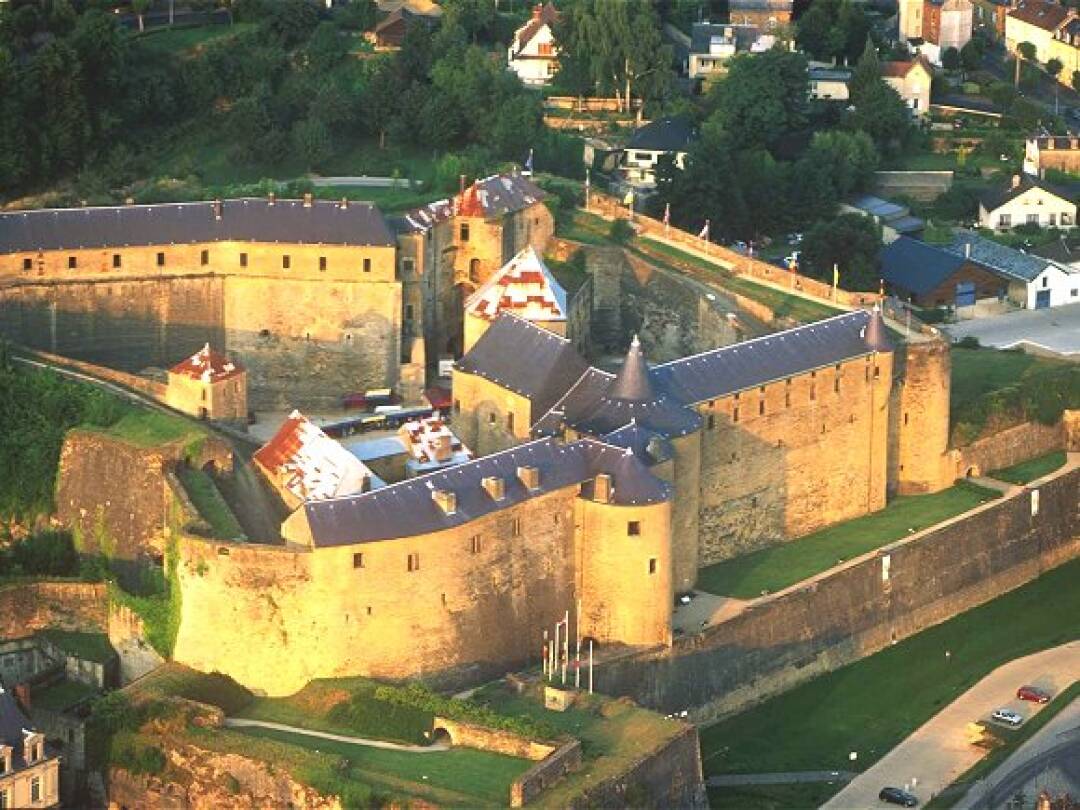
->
[134,23,256,56]
[700,557,1080,809]
[707,782,842,810]
[176,467,246,540]
[126,663,254,715]
[696,481,1001,598]
[37,629,116,663]
[88,408,206,449]
[33,679,99,712]
[989,450,1068,485]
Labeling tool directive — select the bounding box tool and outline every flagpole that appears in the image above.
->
[832,263,839,301]
[542,629,548,678]
[588,639,594,694]
[585,168,591,212]
[562,609,569,685]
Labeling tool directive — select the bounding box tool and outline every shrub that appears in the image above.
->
[109,731,167,776]
[0,530,79,578]
[609,218,635,244]
[371,683,557,740]
[957,336,980,349]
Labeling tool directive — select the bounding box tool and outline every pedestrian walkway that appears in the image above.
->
[706,770,857,787]
[822,642,1080,809]
[223,718,449,753]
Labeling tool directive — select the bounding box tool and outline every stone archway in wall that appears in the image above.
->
[965,465,980,478]
[431,727,453,747]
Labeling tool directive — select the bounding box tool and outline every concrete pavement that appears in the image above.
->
[943,302,1080,358]
[821,641,1080,809]
[706,771,856,787]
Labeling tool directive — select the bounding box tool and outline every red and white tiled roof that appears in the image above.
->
[399,412,473,465]
[464,246,567,323]
[254,411,372,503]
[169,343,243,384]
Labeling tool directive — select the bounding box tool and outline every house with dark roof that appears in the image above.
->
[507,3,560,86]
[728,0,792,29]
[842,195,925,243]
[620,117,696,189]
[978,174,1076,231]
[687,23,775,87]
[0,686,59,809]
[879,236,1009,308]
[370,5,439,49]
[945,230,1080,308]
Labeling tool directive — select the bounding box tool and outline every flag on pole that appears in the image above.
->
[585,169,590,191]
[698,220,710,241]
[832,263,839,289]
[879,278,885,299]
[523,148,534,175]
[663,203,670,226]
[623,190,635,206]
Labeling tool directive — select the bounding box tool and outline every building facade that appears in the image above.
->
[165,344,247,422]
[0,687,60,809]
[620,118,695,189]
[1005,0,1080,85]
[978,175,1076,231]
[507,3,560,86]
[882,59,934,116]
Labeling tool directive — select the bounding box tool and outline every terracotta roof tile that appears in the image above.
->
[169,344,243,383]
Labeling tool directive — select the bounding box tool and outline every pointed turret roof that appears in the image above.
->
[863,305,893,353]
[607,335,656,401]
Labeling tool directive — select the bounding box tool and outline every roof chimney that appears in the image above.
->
[212,199,223,220]
[303,192,314,208]
[517,465,540,490]
[268,192,276,206]
[459,174,467,197]
[432,489,457,515]
[13,683,31,714]
[482,475,506,501]
[533,3,543,19]
[594,473,613,503]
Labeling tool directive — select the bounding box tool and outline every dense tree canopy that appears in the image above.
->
[801,214,882,291]
[706,48,808,151]
[796,0,871,65]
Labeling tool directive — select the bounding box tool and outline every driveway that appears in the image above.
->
[821,641,1080,809]
[943,302,1080,357]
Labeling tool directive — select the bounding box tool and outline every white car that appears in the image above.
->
[991,709,1023,727]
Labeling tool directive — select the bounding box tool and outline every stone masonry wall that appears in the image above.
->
[594,465,1079,722]
[431,717,557,760]
[0,582,107,638]
[512,740,583,808]
[954,419,1065,478]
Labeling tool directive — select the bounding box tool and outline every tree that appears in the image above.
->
[337,0,376,32]
[796,0,870,63]
[1046,57,1063,79]
[848,75,911,153]
[801,214,882,291]
[131,0,150,33]
[292,117,332,169]
[942,47,960,71]
[1015,41,1036,86]
[960,39,983,73]
[804,130,878,198]
[708,47,809,151]
[849,37,880,100]
[1073,70,1080,93]
[302,21,348,74]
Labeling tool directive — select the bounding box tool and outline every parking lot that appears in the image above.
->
[944,302,1080,358]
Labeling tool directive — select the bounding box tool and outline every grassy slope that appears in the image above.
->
[86,408,205,449]
[134,23,257,56]
[176,466,245,540]
[699,558,1080,790]
[33,679,98,712]
[125,663,253,715]
[696,482,1001,598]
[950,348,1044,413]
[990,451,1069,485]
[37,629,116,663]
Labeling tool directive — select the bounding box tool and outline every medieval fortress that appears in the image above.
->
[0,176,972,697]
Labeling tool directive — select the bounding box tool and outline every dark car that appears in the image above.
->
[880,787,918,807]
[1017,685,1051,704]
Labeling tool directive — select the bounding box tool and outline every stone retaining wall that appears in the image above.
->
[0,581,107,638]
[511,740,584,807]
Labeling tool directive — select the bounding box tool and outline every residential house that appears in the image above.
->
[165,344,247,422]
[1032,235,1080,268]
[882,59,934,116]
[808,66,852,101]
[880,236,1009,308]
[371,6,439,49]
[1024,135,1080,175]
[376,0,442,15]
[971,0,1013,41]
[901,0,973,59]
[620,117,695,190]
[1005,0,1080,86]
[978,174,1076,230]
[842,195,926,243]
[688,23,776,88]
[0,686,60,809]
[945,230,1080,308]
[728,0,793,29]
[507,3,560,86]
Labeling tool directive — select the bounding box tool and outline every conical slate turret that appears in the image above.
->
[864,305,893,353]
[608,335,657,401]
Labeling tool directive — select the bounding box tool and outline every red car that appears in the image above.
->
[1017,686,1051,704]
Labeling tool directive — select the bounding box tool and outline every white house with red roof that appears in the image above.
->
[165,343,247,422]
[507,3,561,86]
[881,58,933,117]
[463,245,567,352]
[253,411,375,511]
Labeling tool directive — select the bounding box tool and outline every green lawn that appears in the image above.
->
[231,725,531,806]
[697,481,1001,598]
[126,663,253,715]
[88,408,205,449]
[134,23,256,56]
[176,467,246,541]
[33,679,98,712]
[951,348,1046,412]
[635,238,844,323]
[989,451,1068,485]
[37,630,116,663]
[708,782,843,810]
[699,557,1080,800]
[557,209,618,245]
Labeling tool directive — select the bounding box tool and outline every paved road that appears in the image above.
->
[223,718,449,753]
[957,697,1080,809]
[706,771,856,787]
[943,302,1080,357]
[822,641,1080,809]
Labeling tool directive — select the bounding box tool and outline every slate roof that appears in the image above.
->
[169,343,243,383]
[652,310,887,405]
[626,117,695,153]
[0,686,42,773]
[689,22,762,55]
[943,230,1054,282]
[464,246,567,323]
[980,175,1074,213]
[880,236,967,295]
[457,174,547,219]
[394,199,453,234]
[600,421,675,465]
[300,437,671,545]
[1032,237,1080,265]
[0,198,395,254]
[455,313,589,416]
[1008,0,1070,31]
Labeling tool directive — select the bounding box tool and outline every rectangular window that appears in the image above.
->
[68,256,77,269]
[319,256,327,272]
[707,414,715,430]
[733,406,739,423]
[628,521,641,536]
[649,558,657,574]
[810,384,816,401]
[460,223,470,242]
[0,788,6,808]
[506,412,515,432]
[999,214,1011,227]
[511,517,521,537]
[785,390,791,408]
[470,535,482,554]
[363,258,371,273]
[454,399,461,413]
[157,252,165,267]
[200,249,209,266]
[758,400,765,416]
[282,255,291,269]
[1027,213,1039,225]
[30,777,40,803]
[407,552,420,572]
[353,552,364,569]
[834,377,841,394]
[22,258,32,271]
[405,304,414,321]
[240,253,248,268]
[402,258,414,274]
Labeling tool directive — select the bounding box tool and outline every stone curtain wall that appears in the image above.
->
[0,582,107,637]
[511,740,584,808]
[954,419,1067,478]
[13,348,167,402]
[594,465,1080,722]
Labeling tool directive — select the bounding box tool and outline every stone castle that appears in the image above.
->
[1,179,962,697]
